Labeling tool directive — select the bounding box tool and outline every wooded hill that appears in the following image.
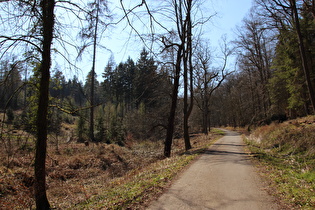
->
[1,49,173,143]
[1,1,314,143]
[0,0,315,209]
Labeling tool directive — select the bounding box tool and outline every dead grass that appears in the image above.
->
[245,115,315,209]
[0,126,222,209]
[76,155,197,209]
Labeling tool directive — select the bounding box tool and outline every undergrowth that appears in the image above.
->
[0,128,222,209]
[76,155,197,209]
[74,133,220,209]
[245,115,315,209]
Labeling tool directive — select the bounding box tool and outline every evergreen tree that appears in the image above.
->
[270,27,306,116]
[0,59,23,110]
[124,57,136,107]
[77,111,87,143]
[50,69,66,100]
[102,55,116,103]
[134,48,158,109]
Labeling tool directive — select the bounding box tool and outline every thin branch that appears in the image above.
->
[49,103,103,115]
[0,35,42,52]
[120,0,152,51]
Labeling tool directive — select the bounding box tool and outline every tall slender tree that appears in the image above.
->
[183,0,193,151]
[290,0,315,113]
[0,0,112,207]
[34,0,55,208]
[234,12,275,121]
[194,39,231,134]
[89,0,100,142]
[78,0,111,142]
[164,0,212,155]
[163,38,183,157]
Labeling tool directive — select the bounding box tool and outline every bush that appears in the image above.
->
[76,112,88,143]
[6,109,14,124]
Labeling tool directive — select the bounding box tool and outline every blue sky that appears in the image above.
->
[209,0,253,43]
[66,0,254,81]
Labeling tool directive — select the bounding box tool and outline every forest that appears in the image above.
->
[0,0,315,209]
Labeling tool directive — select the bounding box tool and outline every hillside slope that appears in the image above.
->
[245,115,315,209]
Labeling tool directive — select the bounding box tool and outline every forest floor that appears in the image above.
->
[1,116,314,209]
[0,123,224,209]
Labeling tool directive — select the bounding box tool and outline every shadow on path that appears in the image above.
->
[204,149,247,156]
[148,129,279,210]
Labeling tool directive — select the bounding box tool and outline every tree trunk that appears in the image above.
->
[34,0,55,209]
[201,58,209,135]
[183,0,192,151]
[90,0,100,142]
[186,1,193,149]
[290,0,315,114]
[164,47,182,157]
[203,100,209,135]
[208,109,211,132]
[183,49,191,150]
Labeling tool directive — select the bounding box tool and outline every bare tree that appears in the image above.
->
[161,0,196,156]
[234,12,276,120]
[194,38,232,134]
[33,0,55,208]
[0,0,111,208]
[76,0,112,142]
[119,0,213,157]
[89,0,100,143]
[182,0,193,151]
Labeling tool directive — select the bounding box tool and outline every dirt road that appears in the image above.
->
[148,130,278,210]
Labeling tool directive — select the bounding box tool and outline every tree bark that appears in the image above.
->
[89,0,100,142]
[183,0,192,151]
[203,96,209,135]
[164,46,182,157]
[183,45,190,150]
[290,0,315,113]
[34,0,55,209]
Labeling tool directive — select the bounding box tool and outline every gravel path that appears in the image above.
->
[148,130,279,210]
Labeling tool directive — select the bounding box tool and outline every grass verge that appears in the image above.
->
[75,154,196,209]
[74,134,221,209]
[244,116,315,209]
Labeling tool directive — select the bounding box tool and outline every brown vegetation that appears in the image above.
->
[245,115,315,208]
[0,123,221,209]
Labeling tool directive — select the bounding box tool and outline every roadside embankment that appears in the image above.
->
[244,115,315,209]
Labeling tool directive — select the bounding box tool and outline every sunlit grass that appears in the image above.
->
[211,128,226,135]
[76,154,197,209]
[245,116,315,209]
[74,134,221,209]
